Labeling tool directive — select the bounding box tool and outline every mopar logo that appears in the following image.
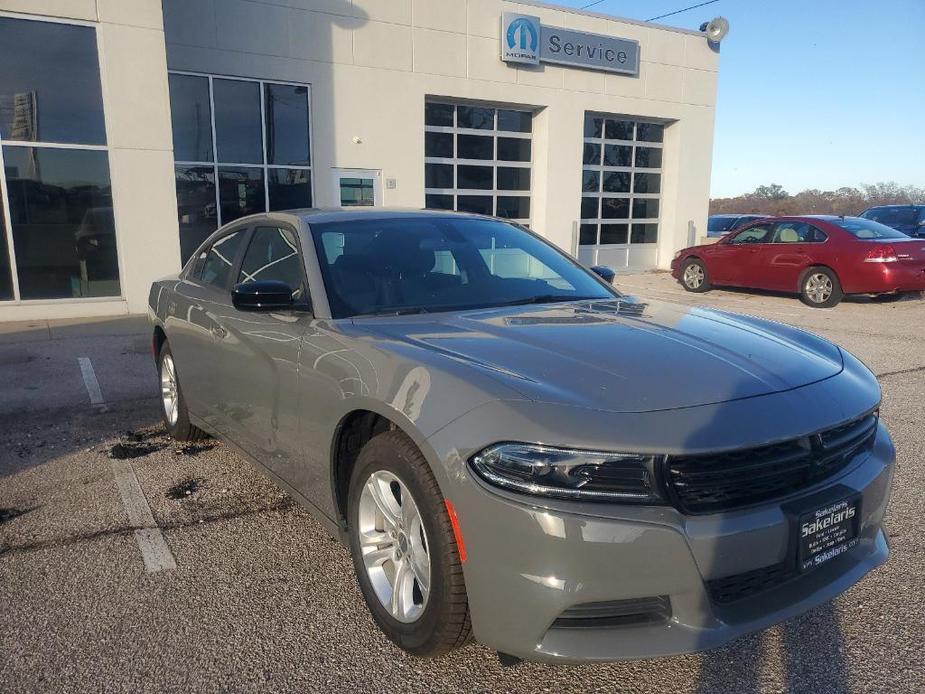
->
[507,17,538,52]
[500,13,540,65]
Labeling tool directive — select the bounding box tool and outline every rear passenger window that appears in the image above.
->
[200,230,245,289]
[237,226,306,301]
[772,223,828,243]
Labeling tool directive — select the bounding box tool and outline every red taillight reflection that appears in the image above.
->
[863,245,898,263]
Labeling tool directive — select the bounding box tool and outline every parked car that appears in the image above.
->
[673,215,925,307]
[859,204,925,238]
[150,209,892,663]
[707,213,768,238]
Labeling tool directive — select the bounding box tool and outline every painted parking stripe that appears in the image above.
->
[77,357,107,411]
[111,459,177,572]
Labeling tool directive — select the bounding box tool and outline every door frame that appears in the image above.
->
[331,168,382,207]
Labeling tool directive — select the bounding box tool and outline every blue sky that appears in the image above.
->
[555,0,925,197]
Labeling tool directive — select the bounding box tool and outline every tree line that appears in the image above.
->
[710,182,924,217]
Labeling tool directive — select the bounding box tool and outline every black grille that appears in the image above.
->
[707,562,797,604]
[665,414,877,514]
[551,596,671,629]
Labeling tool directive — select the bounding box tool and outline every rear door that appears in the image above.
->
[761,221,828,291]
[168,227,249,429]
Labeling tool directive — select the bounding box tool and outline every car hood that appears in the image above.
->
[352,299,844,413]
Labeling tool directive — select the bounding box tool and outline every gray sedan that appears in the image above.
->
[148,209,892,663]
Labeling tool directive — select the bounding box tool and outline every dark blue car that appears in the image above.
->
[859,205,925,238]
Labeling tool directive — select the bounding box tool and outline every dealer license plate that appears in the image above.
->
[798,495,861,572]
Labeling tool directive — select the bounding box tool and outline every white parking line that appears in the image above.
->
[111,459,177,572]
[77,357,107,411]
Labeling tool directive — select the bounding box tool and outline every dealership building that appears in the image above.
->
[0,0,719,320]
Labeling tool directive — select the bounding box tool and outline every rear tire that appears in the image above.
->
[800,267,843,308]
[347,430,471,657]
[680,258,711,293]
[157,342,206,442]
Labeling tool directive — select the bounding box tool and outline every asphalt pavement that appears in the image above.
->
[1,277,923,693]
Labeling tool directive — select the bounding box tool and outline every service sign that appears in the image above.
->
[501,12,640,76]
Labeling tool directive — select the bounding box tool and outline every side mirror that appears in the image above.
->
[232,280,294,311]
[590,265,616,285]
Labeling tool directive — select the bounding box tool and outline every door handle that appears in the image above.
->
[211,325,227,339]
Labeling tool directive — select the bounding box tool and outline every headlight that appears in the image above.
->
[469,443,662,503]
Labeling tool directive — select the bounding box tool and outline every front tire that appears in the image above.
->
[800,267,843,308]
[680,258,711,292]
[347,430,471,656]
[157,342,206,442]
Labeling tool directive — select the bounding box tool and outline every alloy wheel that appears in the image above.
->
[805,273,833,304]
[357,470,431,623]
[160,353,179,426]
[684,263,705,289]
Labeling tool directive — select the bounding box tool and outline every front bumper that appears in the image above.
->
[427,407,893,663]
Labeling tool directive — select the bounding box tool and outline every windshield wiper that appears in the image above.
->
[355,306,431,317]
[490,295,604,308]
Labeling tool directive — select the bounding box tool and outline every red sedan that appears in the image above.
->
[671,215,925,307]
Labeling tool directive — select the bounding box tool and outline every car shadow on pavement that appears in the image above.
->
[696,601,849,694]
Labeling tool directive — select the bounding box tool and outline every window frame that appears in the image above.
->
[424,100,533,226]
[194,224,252,293]
[578,113,665,252]
[0,11,121,304]
[169,70,315,238]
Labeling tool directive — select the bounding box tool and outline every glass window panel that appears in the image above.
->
[602,171,631,193]
[631,223,658,243]
[0,17,106,145]
[268,168,312,211]
[497,110,531,133]
[457,165,493,190]
[600,224,628,245]
[457,134,493,160]
[497,167,530,191]
[582,170,600,193]
[425,163,454,189]
[457,106,494,129]
[496,196,530,220]
[632,198,659,219]
[425,131,453,158]
[265,83,311,166]
[579,223,598,245]
[634,173,661,194]
[605,120,634,140]
[497,137,531,162]
[168,74,213,162]
[175,165,218,264]
[636,122,664,143]
[456,195,492,215]
[218,166,266,222]
[581,197,599,219]
[425,194,454,210]
[339,177,375,206]
[635,146,662,168]
[582,143,601,165]
[4,146,119,299]
[238,226,304,295]
[603,144,632,167]
[201,230,244,289]
[213,79,263,164]
[0,207,13,300]
[425,102,454,126]
[583,115,603,138]
[602,198,630,219]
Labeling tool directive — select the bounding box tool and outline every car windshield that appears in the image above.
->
[835,217,911,240]
[310,216,616,318]
[708,216,737,232]
[860,207,918,226]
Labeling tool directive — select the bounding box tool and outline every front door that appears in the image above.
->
[332,168,382,207]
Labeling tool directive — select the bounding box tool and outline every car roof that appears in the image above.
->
[709,213,767,218]
[266,207,497,225]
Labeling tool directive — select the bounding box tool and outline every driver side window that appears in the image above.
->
[237,226,307,303]
[729,223,773,244]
